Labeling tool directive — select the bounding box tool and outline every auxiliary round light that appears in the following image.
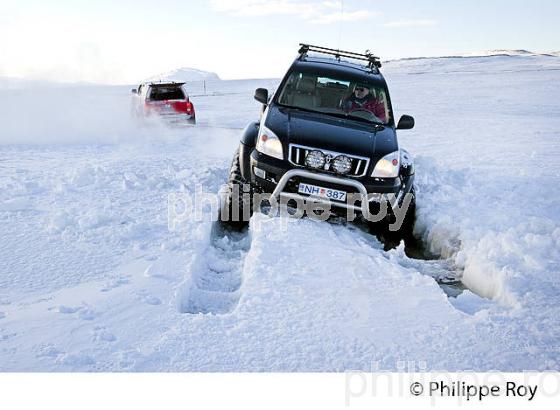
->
[332,155,353,174]
[305,150,326,169]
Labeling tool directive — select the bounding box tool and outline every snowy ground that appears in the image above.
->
[0,55,559,371]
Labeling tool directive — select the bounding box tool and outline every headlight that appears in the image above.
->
[256,125,283,160]
[371,150,399,178]
[332,155,352,174]
[305,150,326,169]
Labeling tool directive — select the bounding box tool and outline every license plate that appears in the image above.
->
[298,183,347,202]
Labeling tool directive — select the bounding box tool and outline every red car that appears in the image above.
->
[132,82,196,124]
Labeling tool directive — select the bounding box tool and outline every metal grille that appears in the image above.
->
[288,144,370,177]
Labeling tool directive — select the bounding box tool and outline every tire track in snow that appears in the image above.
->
[177,221,251,315]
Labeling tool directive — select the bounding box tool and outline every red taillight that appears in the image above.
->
[170,100,194,115]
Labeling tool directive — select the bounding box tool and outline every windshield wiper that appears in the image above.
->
[277,103,324,116]
[278,103,385,128]
[277,103,385,131]
[322,111,385,127]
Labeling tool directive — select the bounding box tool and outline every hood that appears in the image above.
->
[265,105,398,161]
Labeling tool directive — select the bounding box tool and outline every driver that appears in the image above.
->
[343,83,386,122]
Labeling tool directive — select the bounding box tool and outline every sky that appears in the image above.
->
[0,0,559,84]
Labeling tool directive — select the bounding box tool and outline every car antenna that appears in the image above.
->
[337,0,344,50]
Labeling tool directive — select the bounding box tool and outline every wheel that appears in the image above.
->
[220,148,253,228]
[397,187,416,238]
[367,188,416,249]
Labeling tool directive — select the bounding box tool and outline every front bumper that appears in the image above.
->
[249,150,413,213]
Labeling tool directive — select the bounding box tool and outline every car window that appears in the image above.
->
[148,86,185,101]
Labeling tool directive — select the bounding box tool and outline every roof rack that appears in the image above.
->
[298,44,382,70]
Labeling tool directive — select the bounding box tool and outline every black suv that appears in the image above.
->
[224,44,416,234]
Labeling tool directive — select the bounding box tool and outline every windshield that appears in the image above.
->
[277,71,390,125]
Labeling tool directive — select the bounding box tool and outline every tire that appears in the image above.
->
[221,148,253,228]
[397,187,416,238]
[367,188,416,248]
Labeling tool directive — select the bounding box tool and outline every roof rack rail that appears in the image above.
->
[148,81,185,86]
[298,44,382,70]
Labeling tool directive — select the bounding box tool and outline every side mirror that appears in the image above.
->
[131,88,138,94]
[396,115,415,130]
[254,88,269,105]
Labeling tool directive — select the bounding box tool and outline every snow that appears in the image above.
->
[460,49,549,57]
[383,55,560,309]
[0,54,559,371]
